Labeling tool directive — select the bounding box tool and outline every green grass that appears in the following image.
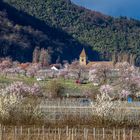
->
[47,78,99,97]
[0,75,99,97]
[0,76,12,84]
[0,75,36,84]
[0,75,93,90]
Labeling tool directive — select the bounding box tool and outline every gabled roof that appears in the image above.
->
[80,48,86,57]
[51,66,59,71]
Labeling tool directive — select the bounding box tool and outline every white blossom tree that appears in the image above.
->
[91,84,121,117]
[89,63,113,85]
[0,81,42,123]
[115,62,140,97]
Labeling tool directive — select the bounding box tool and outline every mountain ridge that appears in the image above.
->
[0,1,96,63]
[0,0,140,65]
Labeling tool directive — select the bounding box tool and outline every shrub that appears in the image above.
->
[47,80,64,98]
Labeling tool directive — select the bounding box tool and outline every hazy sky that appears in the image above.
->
[72,0,140,20]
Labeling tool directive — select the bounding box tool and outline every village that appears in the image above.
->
[0,48,139,139]
[0,47,140,99]
[0,0,140,139]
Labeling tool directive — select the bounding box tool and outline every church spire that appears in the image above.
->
[79,48,87,65]
[80,48,86,57]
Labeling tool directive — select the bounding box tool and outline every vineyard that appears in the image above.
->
[39,99,140,117]
[0,125,139,140]
[13,99,140,127]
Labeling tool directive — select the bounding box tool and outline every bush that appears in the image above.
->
[47,80,64,98]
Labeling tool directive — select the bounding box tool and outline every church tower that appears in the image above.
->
[79,48,87,65]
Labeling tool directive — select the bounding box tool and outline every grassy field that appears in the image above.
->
[0,75,99,97]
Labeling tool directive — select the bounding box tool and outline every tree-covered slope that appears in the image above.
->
[1,0,140,65]
[0,1,90,63]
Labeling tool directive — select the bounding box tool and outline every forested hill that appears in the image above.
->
[1,0,140,65]
[0,1,90,63]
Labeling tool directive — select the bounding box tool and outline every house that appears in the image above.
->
[50,64,62,69]
[51,66,59,71]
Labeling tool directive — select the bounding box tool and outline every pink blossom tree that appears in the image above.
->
[100,85,114,95]
[89,63,113,85]
[2,81,42,97]
[69,60,88,80]
[26,63,41,77]
[120,90,131,100]
[115,62,140,96]
[57,70,68,79]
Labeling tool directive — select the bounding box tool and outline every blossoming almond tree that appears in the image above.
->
[93,85,114,115]
[26,63,41,78]
[0,81,42,121]
[89,62,140,100]
[89,63,113,85]
[115,62,140,98]
[0,89,23,120]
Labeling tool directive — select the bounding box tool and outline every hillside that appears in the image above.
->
[1,0,140,65]
[0,1,89,63]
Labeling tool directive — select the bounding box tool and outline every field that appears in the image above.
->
[0,75,99,97]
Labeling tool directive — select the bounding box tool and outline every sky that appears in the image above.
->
[71,0,140,20]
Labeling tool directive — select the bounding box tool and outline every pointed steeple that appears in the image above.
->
[80,48,86,57]
[79,48,87,65]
